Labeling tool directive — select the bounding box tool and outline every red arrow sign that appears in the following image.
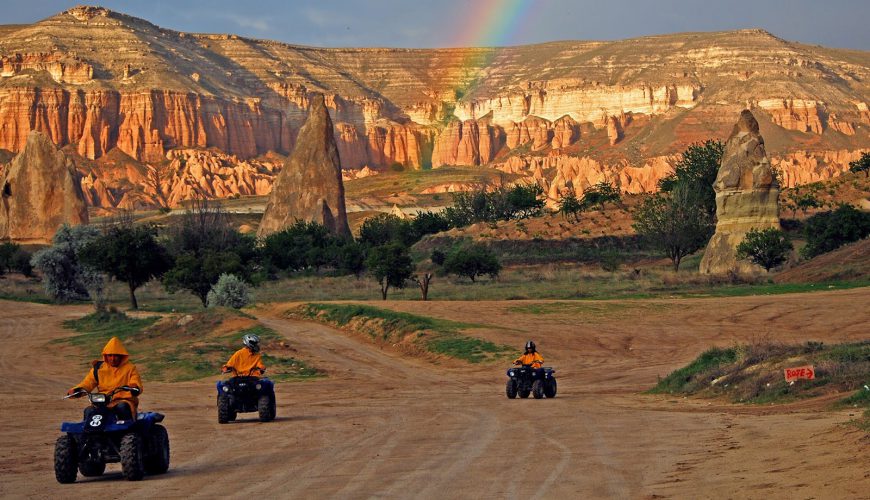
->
[784,365,815,382]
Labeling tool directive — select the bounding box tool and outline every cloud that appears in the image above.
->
[211,12,271,32]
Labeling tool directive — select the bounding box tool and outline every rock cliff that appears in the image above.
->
[258,94,350,237]
[0,131,88,242]
[699,110,780,275]
[0,8,867,213]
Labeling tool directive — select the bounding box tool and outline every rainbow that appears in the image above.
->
[441,0,540,105]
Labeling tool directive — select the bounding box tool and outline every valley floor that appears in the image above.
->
[1,289,868,498]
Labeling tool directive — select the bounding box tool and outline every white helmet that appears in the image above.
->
[242,333,261,352]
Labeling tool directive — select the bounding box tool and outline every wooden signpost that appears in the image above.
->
[784,365,815,383]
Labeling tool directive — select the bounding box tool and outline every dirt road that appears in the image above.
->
[0,289,868,498]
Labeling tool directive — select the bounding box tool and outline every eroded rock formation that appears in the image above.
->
[699,110,780,275]
[258,94,350,237]
[0,131,88,242]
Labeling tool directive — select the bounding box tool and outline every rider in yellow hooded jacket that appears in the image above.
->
[222,333,265,377]
[67,336,143,419]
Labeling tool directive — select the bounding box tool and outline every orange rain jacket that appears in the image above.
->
[222,347,265,377]
[72,337,143,414]
[514,352,544,368]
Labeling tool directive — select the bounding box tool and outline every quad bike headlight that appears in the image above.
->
[89,394,106,403]
[508,371,514,377]
[222,385,230,392]
[255,383,262,390]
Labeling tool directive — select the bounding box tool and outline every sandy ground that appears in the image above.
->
[0,289,868,499]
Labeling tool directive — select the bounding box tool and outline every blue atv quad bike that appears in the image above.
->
[216,372,276,423]
[506,364,557,399]
[55,387,169,483]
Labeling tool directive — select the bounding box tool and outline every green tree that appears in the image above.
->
[801,204,870,259]
[580,181,621,212]
[81,222,171,309]
[410,211,452,240]
[260,220,332,272]
[557,192,583,222]
[162,199,257,307]
[359,213,415,248]
[366,243,413,300]
[443,243,502,282]
[0,242,30,276]
[632,185,714,272]
[736,228,793,271]
[849,152,870,176]
[659,140,724,218]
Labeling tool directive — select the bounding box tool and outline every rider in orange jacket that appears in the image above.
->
[67,336,143,420]
[222,333,266,377]
[514,340,544,369]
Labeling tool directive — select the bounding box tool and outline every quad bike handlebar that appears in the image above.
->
[63,385,140,400]
[221,367,265,376]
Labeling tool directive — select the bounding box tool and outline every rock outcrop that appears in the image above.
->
[699,110,780,275]
[258,94,350,237]
[0,131,88,242]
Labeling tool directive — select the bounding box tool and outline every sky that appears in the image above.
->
[2,0,869,50]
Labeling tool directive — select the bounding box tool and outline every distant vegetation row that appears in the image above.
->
[2,152,868,308]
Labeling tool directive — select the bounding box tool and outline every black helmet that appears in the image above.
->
[242,333,261,352]
[525,340,536,352]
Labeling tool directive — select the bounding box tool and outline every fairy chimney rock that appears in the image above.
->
[699,110,780,274]
[257,93,351,237]
[0,131,89,243]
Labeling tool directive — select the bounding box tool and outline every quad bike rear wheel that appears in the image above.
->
[544,378,557,398]
[532,379,545,399]
[144,424,170,474]
[54,435,78,484]
[505,379,518,399]
[120,433,145,481]
[78,459,106,477]
[258,394,276,422]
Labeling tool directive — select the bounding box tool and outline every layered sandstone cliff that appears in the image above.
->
[0,7,867,215]
[0,131,88,242]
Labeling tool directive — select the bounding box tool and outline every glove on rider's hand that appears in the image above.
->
[66,387,80,396]
[128,386,141,395]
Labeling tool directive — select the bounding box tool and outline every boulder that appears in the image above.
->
[699,110,780,274]
[258,94,351,237]
[0,131,89,243]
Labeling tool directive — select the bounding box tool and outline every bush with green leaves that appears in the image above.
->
[261,220,334,272]
[658,140,724,218]
[443,243,502,282]
[30,224,105,305]
[446,183,545,225]
[632,184,714,272]
[736,228,793,271]
[207,273,251,309]
[365,243,413,300]
[0,242,32,276]
[849,152,869,176]
[800,204,870,259]
[410,211,452,240]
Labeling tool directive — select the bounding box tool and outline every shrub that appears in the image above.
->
[849,152,869,176]
[410,211,452,240]
[736,228,793,271]
[0,242,32,276]
[359,213,415,248]
[30,224,105,306]
[580,181,621,212]
[206,273,251,309]
[558,192,583,222]
[801,204,870,259]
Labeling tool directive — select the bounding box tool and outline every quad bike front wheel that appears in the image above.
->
[258,394,276,422]
[120,433,145,481]
[519,388,531,398]
[144,424,170,475]
[532,379,545,399]
[217,394,235,424]
[544,378,557,398]
[505,379,518,399]
[54,435,78,484]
